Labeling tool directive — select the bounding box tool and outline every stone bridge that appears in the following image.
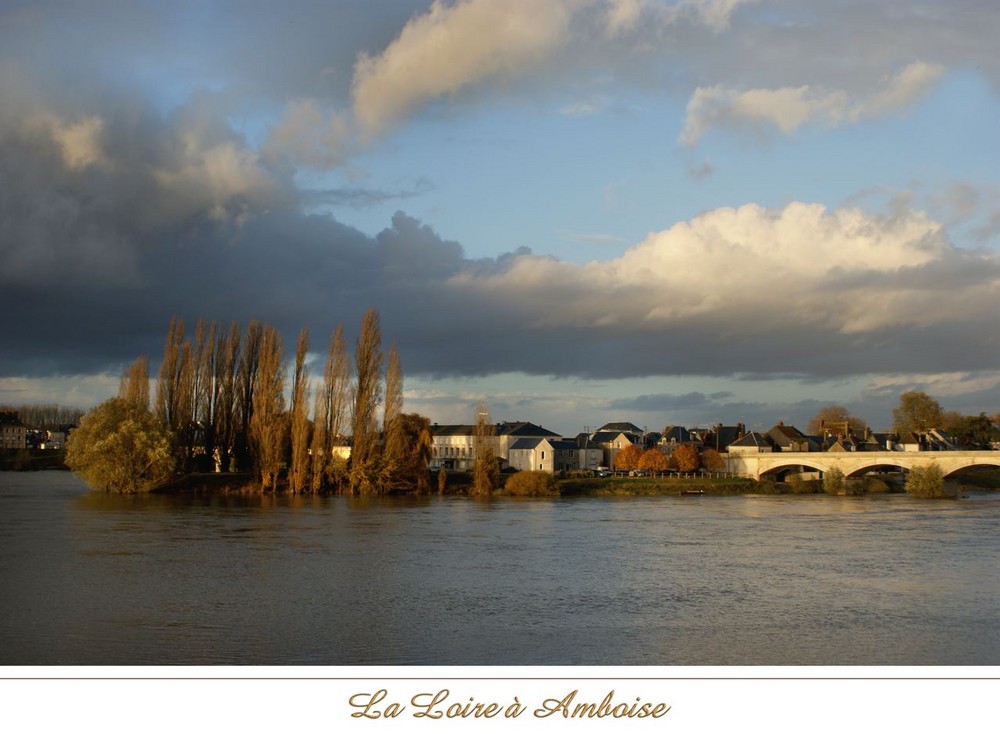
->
[725,450,1000,481]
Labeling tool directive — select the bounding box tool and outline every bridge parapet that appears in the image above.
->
[726,450,1000,480]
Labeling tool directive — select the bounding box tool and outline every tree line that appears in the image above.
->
[68,309,433,494]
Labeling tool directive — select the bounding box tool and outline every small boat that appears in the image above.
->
[680,489,705,496]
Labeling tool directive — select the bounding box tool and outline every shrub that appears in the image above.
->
[823,466,846,495]
[503,471,560,496]
[905,463,955,498]
[66,398,176,493]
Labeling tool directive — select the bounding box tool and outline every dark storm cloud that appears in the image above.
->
[2,1,999,393]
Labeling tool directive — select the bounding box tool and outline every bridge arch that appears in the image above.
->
[844,463,909,479]
[941,459,1000,479]
[759,462,829,480]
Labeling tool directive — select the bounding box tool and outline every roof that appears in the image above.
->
[729,431,775,449]
[596,421,643,435]
[510,437,545,450]
[430,424,475,437]
[661,425,693,443]
[496,421,560,437]
[431,421,559,438]
[590,430,636,445]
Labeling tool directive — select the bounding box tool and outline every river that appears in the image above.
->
[1,471,998,665]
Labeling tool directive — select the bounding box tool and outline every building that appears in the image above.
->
[1,412,28,450]
[727,431,775,454]
[430,421,561,471]
[508,438,582,473]
[766,422,819,452]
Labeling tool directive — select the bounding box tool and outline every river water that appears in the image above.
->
[1,471,998,666]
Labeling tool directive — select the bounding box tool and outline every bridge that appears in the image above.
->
[725,450,1000,481]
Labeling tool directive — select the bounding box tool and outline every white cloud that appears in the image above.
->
[264,99,353,168]
[351,0,574,137]
[680,61,945,145]
[449,201,999,337]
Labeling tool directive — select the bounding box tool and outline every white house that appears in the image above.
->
[508,438,582,473]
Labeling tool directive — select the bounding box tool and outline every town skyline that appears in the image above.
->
[2,1,998,437]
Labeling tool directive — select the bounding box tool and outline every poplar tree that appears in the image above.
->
[288,327,311,493]
[249,324,286,491]
[234,320,263,472]
[472,402,499,496]
[349,309,383,494]
[310,325,351,492]
[155,316,185,429]
[118,356,150,410]
[380,343,406,489]
[214,322,241,472]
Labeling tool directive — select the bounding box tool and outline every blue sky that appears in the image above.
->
[2,1,999,436]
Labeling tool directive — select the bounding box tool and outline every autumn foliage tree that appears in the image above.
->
[700,447,725,472]
[637,447,669,475]
[671,443,701,473]
[614,444,643,472]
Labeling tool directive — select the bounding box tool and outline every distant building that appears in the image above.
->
[766,422,819,452]
[430,421,560,471]
[727,431,775,454]
[508,437,582,473]
[1,411,28,450]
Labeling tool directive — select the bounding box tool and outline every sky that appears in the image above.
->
[2,0,999,436]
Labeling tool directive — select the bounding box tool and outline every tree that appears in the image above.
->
[701,447,725,473]
[233,320,263,472]
[637,447,669,474]
[311,325,351,492]
[808,405,866,436]
[288,327,311,493]
[393,412,432,493]
[471,402,499,496]
[350,309,384,494]
[380,344,406,488]
[892,390,943,436]
[672,443,701,473]
[65,398,176,493]
[905,463,953,498]
[948,413,997,450]
[118,356,149,410]
[249,324,286,491]
[212,322,241,472]
[614,444,643,472]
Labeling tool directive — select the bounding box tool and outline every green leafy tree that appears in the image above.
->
[892,390,944,436]
[66,398,176,493]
